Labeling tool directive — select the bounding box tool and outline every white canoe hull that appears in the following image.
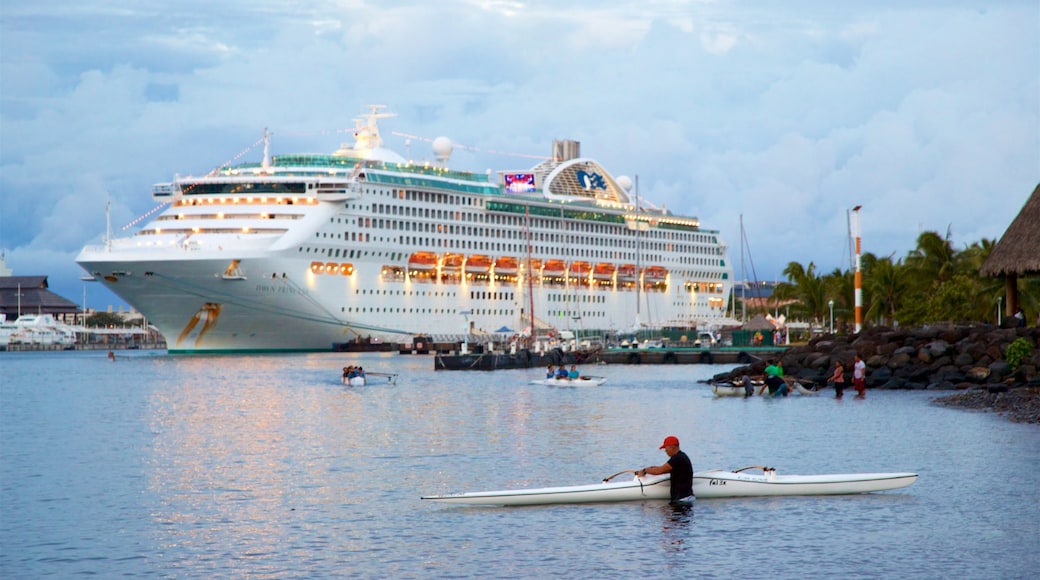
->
[422,470,917,506]
[531,376,607,387]
[423,474,672,506]
[712,383,753,397]
[694,469,917,498]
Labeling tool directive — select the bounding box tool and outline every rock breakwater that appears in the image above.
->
[712,324,1040,423]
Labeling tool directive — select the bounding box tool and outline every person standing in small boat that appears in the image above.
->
[829,360,846,398]
[636,436,694,503]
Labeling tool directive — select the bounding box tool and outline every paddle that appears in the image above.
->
[601,469,636,483]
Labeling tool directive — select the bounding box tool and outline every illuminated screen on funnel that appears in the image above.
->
[504,173,536,193]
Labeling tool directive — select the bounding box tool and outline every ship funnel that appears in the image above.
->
[553,139,581,161]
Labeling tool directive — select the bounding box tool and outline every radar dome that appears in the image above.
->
[616,175,633,191]
[432,136,453,163]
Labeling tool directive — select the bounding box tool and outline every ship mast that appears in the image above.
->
[525,204,535,339]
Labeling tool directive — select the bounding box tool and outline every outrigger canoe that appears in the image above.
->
[421,466,917,506]
[531,376,607,387]
[711,381,817,397]
[343,371,399,386]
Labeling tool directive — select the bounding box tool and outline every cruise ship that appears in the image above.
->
[76,107,734,353]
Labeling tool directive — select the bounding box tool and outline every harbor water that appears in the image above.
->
[1,350,1037,578]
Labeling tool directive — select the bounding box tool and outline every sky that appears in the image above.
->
[1,0,1038,312]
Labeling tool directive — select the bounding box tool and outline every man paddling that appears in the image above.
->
[636,436,694,503]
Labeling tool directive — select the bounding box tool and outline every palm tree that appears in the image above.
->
[861,253,907,326]
[774,261,829,332]
[824,267,854,332]
[905,230,958,284]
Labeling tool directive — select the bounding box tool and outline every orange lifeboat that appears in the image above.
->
[465,254,493,274]
[408,252,438,271]
[494,256,519,275]
[593,263,616,280]
[542,259,566,277]
[569,261,591,276]
[617,264,638,281]
[442,253,464,271]
[644,266,669,280]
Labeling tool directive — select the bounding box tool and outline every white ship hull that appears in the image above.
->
[77,108,735,353]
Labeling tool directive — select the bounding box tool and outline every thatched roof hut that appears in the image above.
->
[980,183,1040,314]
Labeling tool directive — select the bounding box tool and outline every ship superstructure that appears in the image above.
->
[77,107,734,352]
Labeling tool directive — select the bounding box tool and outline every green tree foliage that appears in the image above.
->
[773,230,1032,329]
[86,311,127,328]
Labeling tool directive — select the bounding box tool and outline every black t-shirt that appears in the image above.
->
[667,450,694,500]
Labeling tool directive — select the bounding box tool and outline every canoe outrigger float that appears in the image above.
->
[421,466,917,506]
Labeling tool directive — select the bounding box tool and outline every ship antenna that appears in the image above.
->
[261,128,271,170]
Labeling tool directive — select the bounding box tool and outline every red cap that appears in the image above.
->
[659,435,680,449]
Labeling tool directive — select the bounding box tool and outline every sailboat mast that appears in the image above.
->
[525,204,535,338]
[635,175,641,322]
[740,214,746,322]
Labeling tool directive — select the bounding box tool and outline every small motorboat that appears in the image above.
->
[421,466,917,506]
[530,376,607,387]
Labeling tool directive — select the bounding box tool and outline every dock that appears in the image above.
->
[595,346,784,365]
[434,345,786,370]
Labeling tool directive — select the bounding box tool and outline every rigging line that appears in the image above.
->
[278,274,347,323]
[740,223,768,316]
[121,202,172,232]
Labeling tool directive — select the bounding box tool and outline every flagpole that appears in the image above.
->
[851,205,863,333]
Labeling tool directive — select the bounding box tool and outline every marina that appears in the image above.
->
[76,107,736,353]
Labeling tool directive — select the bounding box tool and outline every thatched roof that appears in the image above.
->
[980,183,1040,277]
[742,313,777,330]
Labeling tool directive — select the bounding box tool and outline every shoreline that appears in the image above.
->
[932,387,1040,424]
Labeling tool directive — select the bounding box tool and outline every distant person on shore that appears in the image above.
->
[829,360,846,398]
[568,365,580,380]
[636,436,694,504]
[853,354,867,397]
[1014,307,1025,327]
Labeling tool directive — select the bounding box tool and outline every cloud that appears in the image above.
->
[0,0,1036,309]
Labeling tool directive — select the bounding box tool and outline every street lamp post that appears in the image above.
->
[828,300,835,334]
